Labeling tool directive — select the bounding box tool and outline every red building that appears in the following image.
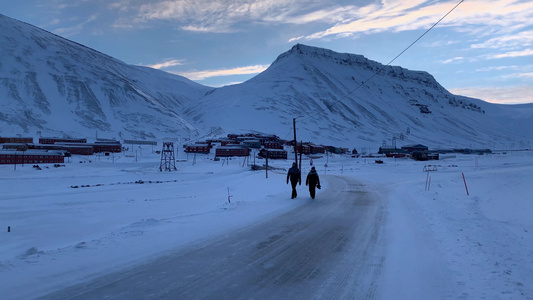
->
[220,139,240,146]
[55,142,121,153]
[185,144,211,154]
[215,146,249,157]
[39,137,87,144]
[0,137,33,144]
[0,150,65,165]
[258,148,287,159]
[90,142,122,153]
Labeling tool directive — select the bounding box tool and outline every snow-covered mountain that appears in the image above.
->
[1,14,532,149]
[184,44,533,149]
[0,14,212,141]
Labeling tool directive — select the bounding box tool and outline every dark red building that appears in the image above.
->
[0,137,33,144]
[0,150,65,164]
[39,137,87,144]
[185,144,211,154]
[258,148,287,159]
[215,146,249,157]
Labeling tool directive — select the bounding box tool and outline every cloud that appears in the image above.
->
[176,64,269,80]
[483,49,533,59]
[475,65,518,72]
[113,0,369,33]
[147,59,185,69]
[442,56,464,64]
[450,85,533,104]
[291,0,533,42]
[516,72,533,78]
[471,30,533,50]
[53,14,99,36]
[125,0,300,33]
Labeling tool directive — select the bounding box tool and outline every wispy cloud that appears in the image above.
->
[147,59,185,69]
[176,64,269,80]
[442,56,464,64]
[290,0,533,42]
[53,14,99,36]
[112,0,364,33]
[121,0,301,33]
[483,49,533,59]
[475,65,518,72]
[471,30,533,50]
[450,85,533,104]
[503,72,533,79]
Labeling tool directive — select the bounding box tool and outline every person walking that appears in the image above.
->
[305,166,321,199]
[286,162,301,199]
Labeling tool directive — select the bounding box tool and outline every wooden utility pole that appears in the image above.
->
[293,118,298,166]
[265,149,269,178]
[299,141,303,171]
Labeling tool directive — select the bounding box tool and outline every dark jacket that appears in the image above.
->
[306,170,320,187]
[287,166,301,183]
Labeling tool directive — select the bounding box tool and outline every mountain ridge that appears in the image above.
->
[1,14,532,149]
[0,13,211,141]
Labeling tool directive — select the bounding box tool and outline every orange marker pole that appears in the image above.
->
[462,173,469,196]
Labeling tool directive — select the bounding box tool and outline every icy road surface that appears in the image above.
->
[40,176,386,299]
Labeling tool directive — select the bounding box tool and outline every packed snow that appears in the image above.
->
[1,146,532,299]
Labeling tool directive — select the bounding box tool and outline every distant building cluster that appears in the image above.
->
[0,136,122,165]
[378,143,492,161]
[3,132,489,166]
[184,133,353,160]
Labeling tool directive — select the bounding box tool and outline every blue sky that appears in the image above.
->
[1,0,532,104]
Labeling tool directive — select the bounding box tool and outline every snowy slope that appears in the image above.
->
[184,44,533,149]
[1,14,532,149]
[0,14,212,140]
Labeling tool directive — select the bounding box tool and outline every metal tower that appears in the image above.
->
[159,142,177,171]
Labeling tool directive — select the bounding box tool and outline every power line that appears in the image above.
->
[301,0,465,121]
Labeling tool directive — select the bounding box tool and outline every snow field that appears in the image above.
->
[1,148,532,299]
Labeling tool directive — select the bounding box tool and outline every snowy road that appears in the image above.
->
[40,175,387,299]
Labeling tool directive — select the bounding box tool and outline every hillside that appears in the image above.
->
[1,14,532,149]
[184,44,533,149]
[0,14,211,140]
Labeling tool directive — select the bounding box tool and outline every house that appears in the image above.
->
[220,139,240,146]
[262,141,283,149]
[258,148,287,159]
[0,137,33,144]
[185,144,211,154]
[215,146,249,158]
[0,149,65,165]
[309,144,325,154]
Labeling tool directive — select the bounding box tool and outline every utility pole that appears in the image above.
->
[293,118,298,166]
